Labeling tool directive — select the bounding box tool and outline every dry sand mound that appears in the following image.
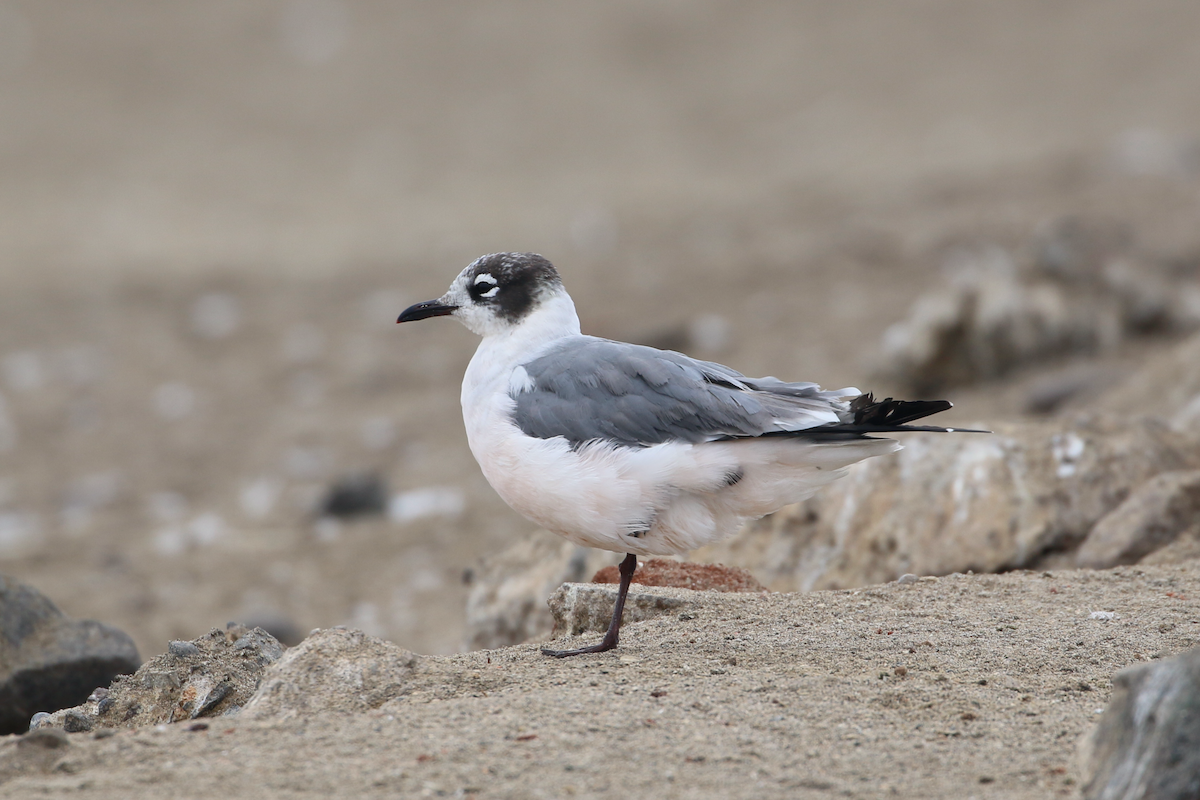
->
[4,563,1198,799]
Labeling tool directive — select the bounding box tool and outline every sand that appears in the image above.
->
[4,563,1198,798]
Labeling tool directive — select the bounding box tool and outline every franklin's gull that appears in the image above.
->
[398,253,981,657]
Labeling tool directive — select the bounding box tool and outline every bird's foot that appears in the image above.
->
[541,638,618,658]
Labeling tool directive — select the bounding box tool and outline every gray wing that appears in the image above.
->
[509,337,856,448]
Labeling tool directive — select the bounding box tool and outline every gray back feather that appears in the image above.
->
[511,337,854,448]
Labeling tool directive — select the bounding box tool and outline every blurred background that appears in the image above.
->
[2,1,1200,657]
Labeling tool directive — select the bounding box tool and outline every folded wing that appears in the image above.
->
[510,337,870,448]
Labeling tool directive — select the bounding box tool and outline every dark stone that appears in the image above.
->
[1082,646,1200,799]
[319,473,388,518]
[62,710,94,733]
[0,574,141,735]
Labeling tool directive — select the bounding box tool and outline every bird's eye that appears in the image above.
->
[472,273,499,299]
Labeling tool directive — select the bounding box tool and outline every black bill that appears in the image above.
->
[397,300,457,323]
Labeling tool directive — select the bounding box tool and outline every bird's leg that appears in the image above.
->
[542,553,637,658]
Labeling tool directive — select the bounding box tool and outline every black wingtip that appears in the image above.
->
[850,393,953,427]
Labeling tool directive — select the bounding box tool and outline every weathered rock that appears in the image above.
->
[0,574,140,735]
[1098,330,1200,435]
[877,250,1122,393]
[464,532,619,650]
[30,624,282,732]
[548,583,691,637]
[1075,470,1200,569]
[694,415,1198,590]
[876,234,1200,394]
[591,559,766,592]
[1080,646,1200,800]
[240,627,419,721]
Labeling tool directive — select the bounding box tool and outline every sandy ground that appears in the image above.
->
[3,562,1199,798]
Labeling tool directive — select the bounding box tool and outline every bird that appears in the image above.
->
[398,252,982,657]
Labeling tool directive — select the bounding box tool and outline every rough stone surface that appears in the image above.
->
[240,627,420,721]
[1098,330,1200,435]
[464,533,619,650]
[0,574,141,735]
[1080,646,1200,800]
[547,583,692,637]
[695,415,1199,591]
[29,625,282,732]
[591,559,766,592]
[876,235,1200,394]
[1075,470,1200,569]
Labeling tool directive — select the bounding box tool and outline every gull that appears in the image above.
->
[398,253,981,657]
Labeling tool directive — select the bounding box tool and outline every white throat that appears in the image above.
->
[461,288,581,402]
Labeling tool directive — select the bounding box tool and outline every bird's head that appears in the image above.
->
[397,252,570,338]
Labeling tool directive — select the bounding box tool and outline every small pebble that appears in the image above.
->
[897,574,918,584]
[168,640,200,658]
[28,712,51,730]
[63,710,95,733]
[894,666,907,677]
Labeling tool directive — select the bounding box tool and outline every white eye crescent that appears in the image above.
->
[473,273,496,286]
[480,286,499,298]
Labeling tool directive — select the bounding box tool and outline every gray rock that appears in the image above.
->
[30,625,282,732]
[1099,330,1200,435]
[1080,646,1200,800]
[876,250,1123,393]
[876,235,1200,394]
[547,583,690,637]
[0,574,140,735]
[1075,470,1200,569]
[167,640,200,658]
[240,627,419,721]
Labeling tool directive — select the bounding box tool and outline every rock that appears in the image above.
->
[877,232,1200,394]
[1080,646,1200,800]
[694,415,1198,590]
[1023,363,1128,415]
[1075,470,1200,569]
[167,640,200,658]
[464,532,618,650]
[0,574,141,735]
[590,559,765,592]
[1098,330,1200,435]
[548,583,690,637]
[29,625,282,732]
[876,248,1122,393]
[319,473,388,518]
[240,627,419,721]
[1032,216,1132,283]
